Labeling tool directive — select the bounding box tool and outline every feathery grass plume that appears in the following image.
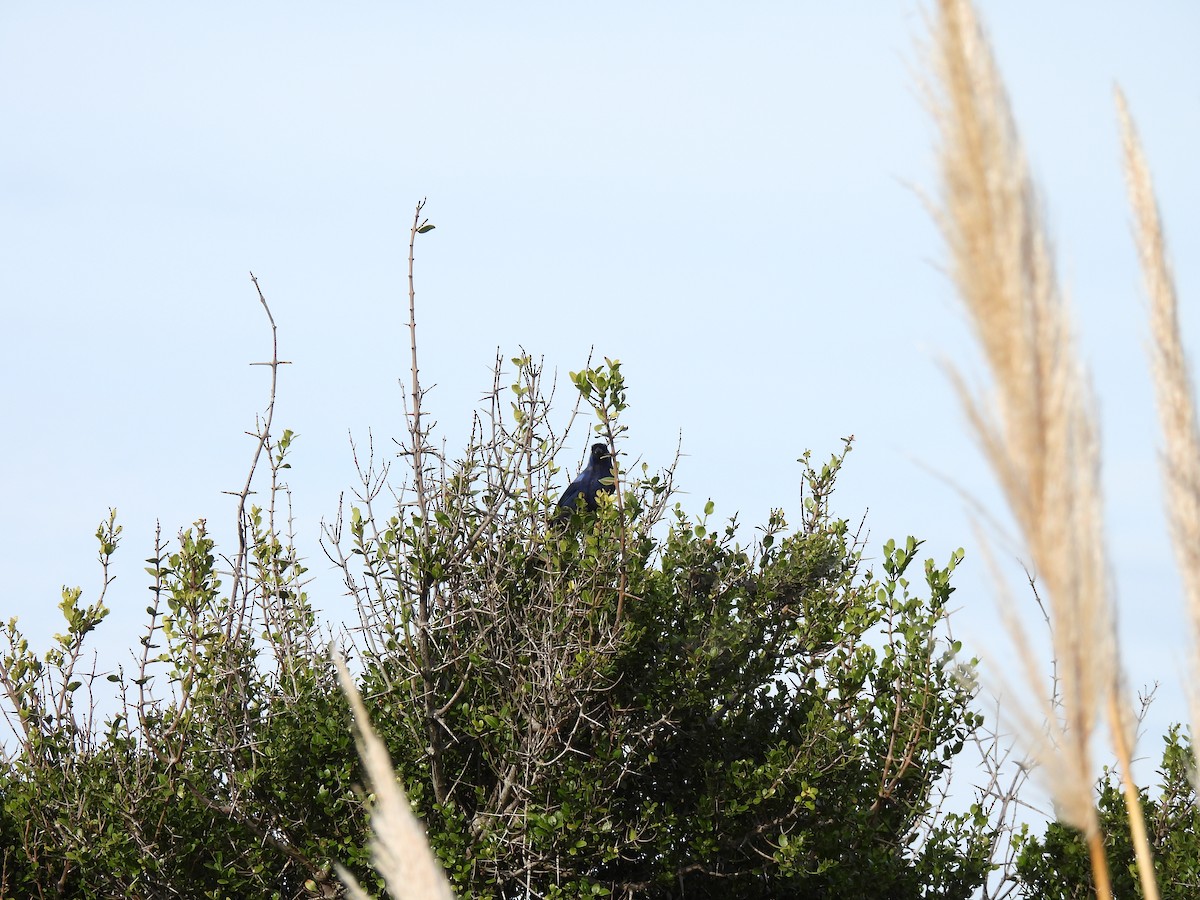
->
[1117,87,1200,761]
[1105,87,1198,900]
[926,0,1125,893]
[333,650,455,900]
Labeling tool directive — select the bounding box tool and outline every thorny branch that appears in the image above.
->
[228,272,291,629]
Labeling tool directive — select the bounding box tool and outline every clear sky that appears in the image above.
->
[3,2,1199,800]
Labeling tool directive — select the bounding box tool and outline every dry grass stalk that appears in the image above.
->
[1117,87,1200,749]
[928,0,1126,894]
[333,651,455,900]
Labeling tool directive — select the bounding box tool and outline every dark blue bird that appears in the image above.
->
[556,443,615,519]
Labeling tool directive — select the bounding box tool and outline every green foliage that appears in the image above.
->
[1014,726,1200,899]
[0,433,371,898]
[329,357,995,898]
[1,356,998,898]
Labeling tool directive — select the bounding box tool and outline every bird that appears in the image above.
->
[556,443,615,520]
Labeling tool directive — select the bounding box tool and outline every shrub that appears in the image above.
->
[1015,728,1200,900]
[0,347,997,897]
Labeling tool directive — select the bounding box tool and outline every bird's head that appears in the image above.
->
[590,443,612,464]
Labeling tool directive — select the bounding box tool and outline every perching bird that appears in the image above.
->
[556,443,615,519]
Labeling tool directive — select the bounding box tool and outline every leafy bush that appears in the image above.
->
[332,356,993,897]
[0,230,1004,897]
[1015,727,1200,900]
[0,342,1002,898]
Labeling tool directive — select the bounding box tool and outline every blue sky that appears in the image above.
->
[3,3,1199,795]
